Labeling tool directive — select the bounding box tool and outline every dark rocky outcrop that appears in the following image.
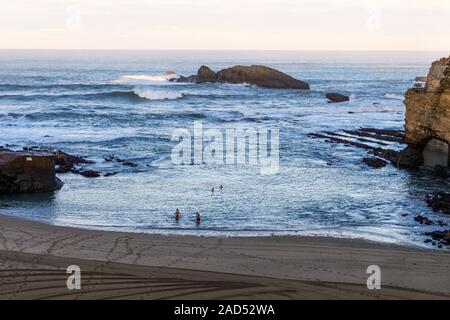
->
[175,74,197,83]
[432,165,449,178]
[104,155,138,167]
[412,214,446,227]
[104,172,118,177]
[426,192,450,214]
[122,161,138,167]
[396,146,424,168]
[424,230,450,247]
[55,151,93,174]
[362,157,387,168]
[347,128,405,143]
[307,127,432,170]
[173,65,309,89]
[216,65,309,89]
[414,215,434,225]
[326,93,350,103]
[196,65,217,83]
[23,146,93,174]
[0,151,63,194]
[79,170,101,178]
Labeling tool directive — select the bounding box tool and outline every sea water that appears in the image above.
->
[0,50,449,248]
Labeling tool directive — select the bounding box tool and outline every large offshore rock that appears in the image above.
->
[174,65,310,89]
[216,65,309,89]
[0,151,63,194]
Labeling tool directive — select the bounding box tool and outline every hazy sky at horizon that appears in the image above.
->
[1,0,449,50]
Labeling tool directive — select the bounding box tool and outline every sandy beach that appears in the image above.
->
[0,214,449,300]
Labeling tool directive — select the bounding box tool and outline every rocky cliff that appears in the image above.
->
[0,151,63,194]
[404,56,450,146]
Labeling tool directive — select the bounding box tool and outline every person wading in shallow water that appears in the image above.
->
[175,209,181,221]
[195,212,201,225]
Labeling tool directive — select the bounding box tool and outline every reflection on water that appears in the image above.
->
[1,191,58,221]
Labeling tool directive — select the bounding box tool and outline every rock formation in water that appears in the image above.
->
[23,146,93,174]
[196,65,218,83]
[362,157,387,168]
[173,65,310,89]
[403,55,450,168]
[404,56,450,146]
[0,151,63,194]
[326,92,350,103]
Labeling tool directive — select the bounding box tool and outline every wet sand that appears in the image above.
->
[0,214,449,299]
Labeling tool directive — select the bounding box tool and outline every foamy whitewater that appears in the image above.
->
[0,50,449,248]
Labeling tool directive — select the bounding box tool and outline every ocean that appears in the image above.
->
[0,50,449,248]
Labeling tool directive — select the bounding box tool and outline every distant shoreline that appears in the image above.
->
[1,214,449,299]
[0,49,449,52]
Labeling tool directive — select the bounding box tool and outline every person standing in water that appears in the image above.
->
[195,212,201,225]
[219,184,223,190]
[211,187,214,194]
[175,208,181,221]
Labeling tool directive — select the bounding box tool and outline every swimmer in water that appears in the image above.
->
[175,208,181,221]
[195,211,201,224]
[219,184,223,190]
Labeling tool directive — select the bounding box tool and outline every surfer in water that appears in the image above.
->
[195,212,201,225]
[175,209,181,221]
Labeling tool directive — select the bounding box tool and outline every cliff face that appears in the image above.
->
[404,56,450,146]
[0,151,63,194]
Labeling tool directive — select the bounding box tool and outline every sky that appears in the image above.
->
[0,0,449,50]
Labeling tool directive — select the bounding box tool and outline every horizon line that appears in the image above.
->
[0,49,448,52]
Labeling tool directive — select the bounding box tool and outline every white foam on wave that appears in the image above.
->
[344,104,404,113]
[385,93,404,100]
[133,88,183,100]
[296,102,404,114]
[112,73,179,84]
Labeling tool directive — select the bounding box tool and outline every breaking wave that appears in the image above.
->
[133,88,183,100]
[385,93,404,100]
[0,83,122,91]
[112,73,179,84]
[0,89,184,101]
